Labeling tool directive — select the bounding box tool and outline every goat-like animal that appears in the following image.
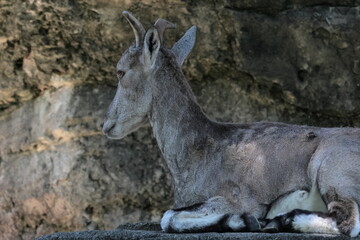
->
[102,12,360,237]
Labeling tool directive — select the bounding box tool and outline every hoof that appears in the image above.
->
[262,220,280,233]
[243,213,261,232]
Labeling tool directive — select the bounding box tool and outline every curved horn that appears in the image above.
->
[154,18,176,43]
[122,11,145,48]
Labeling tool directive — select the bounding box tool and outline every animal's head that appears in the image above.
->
[102,11,196,139]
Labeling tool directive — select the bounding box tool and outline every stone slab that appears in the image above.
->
[36,222,358,240]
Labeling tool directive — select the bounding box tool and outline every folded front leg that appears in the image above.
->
[160,196,261,233]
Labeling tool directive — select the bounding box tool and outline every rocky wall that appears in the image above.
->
[0,0,359,239]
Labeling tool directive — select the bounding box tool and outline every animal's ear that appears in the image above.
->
[171,26,196,66]
[144,28,161,68]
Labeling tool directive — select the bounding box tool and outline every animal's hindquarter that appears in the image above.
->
[310,133,360,203]
[240,126,360,217]
[220,124,322,208]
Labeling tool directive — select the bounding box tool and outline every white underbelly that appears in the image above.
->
[266,184,328,219]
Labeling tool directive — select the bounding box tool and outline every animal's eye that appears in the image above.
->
[116,70,125,79]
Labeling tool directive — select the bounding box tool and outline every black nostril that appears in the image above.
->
[100,121,104,128]
[102,121,116,134]
[107,123,116,132]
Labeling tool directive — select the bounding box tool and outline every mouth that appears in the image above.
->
[103,130,126,140]
[102,117,147,140]
[102,122,128,140]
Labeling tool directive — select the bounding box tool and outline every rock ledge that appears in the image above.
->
[36,222,358,240]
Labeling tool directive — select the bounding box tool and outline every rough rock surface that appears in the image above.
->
[0,0,360,239]
[36,223,359,240]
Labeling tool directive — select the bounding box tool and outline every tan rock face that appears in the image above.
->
[0,0,359,239]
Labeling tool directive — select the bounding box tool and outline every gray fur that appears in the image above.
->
[102,12,360,236]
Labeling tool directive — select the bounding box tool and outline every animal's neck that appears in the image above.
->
[148,59,213,181]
